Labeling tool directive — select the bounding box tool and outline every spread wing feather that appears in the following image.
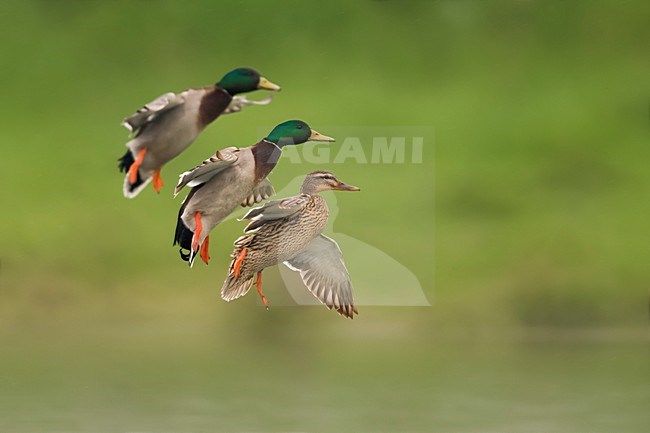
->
[240,195,310,232]
[222,95,274,115]
[241,178,275,207]
[122,92,185,136]
[174,147,239,196]
[284,234,358,319]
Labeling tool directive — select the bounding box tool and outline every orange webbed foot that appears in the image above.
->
[233,247,247,278]
[128,148,147,185]
[191,212,203,253]
[256,271,269,310]
[199,235,210,265]
[152,168,163,193]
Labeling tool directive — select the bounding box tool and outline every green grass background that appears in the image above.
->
[1,1,648,432]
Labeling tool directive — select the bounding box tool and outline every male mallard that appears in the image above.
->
[173,120,335,267]
[221,171,360,319]
[118,68,280,198]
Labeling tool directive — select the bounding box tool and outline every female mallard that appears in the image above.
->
[173,120,335,267]
[221,171,360,319]
[118,67,280,198]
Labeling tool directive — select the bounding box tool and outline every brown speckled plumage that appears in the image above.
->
[232,195,328,278]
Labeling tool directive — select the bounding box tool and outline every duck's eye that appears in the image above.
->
[297,125,303,129]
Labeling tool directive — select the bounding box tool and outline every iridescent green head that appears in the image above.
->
[217,68,281,95]
[265,120,335,147]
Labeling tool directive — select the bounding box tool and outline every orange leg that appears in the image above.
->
[191,212,202,253]
[152,168,163,193]
[233,247,247,277]
[128,148,147,185]
[256,271,269,310]
[199,235,210,265]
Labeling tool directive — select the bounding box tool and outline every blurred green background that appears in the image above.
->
[1,1,648,432]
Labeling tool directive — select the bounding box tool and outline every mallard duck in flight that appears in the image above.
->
[118,68,280,198]
[221,170,360,319]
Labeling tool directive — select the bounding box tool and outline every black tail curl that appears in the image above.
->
[173,208,194,262]
[118,150,134,173]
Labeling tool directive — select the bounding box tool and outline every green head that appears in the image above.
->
[265,120,335,147]
[217,67,281,95]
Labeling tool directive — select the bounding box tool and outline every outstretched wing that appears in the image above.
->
[122,92,185,136]
[284,234,358,319]
[241,178,275,207]
[240,194,310,232]
[222,95,273,115]
[174,147,239,196]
